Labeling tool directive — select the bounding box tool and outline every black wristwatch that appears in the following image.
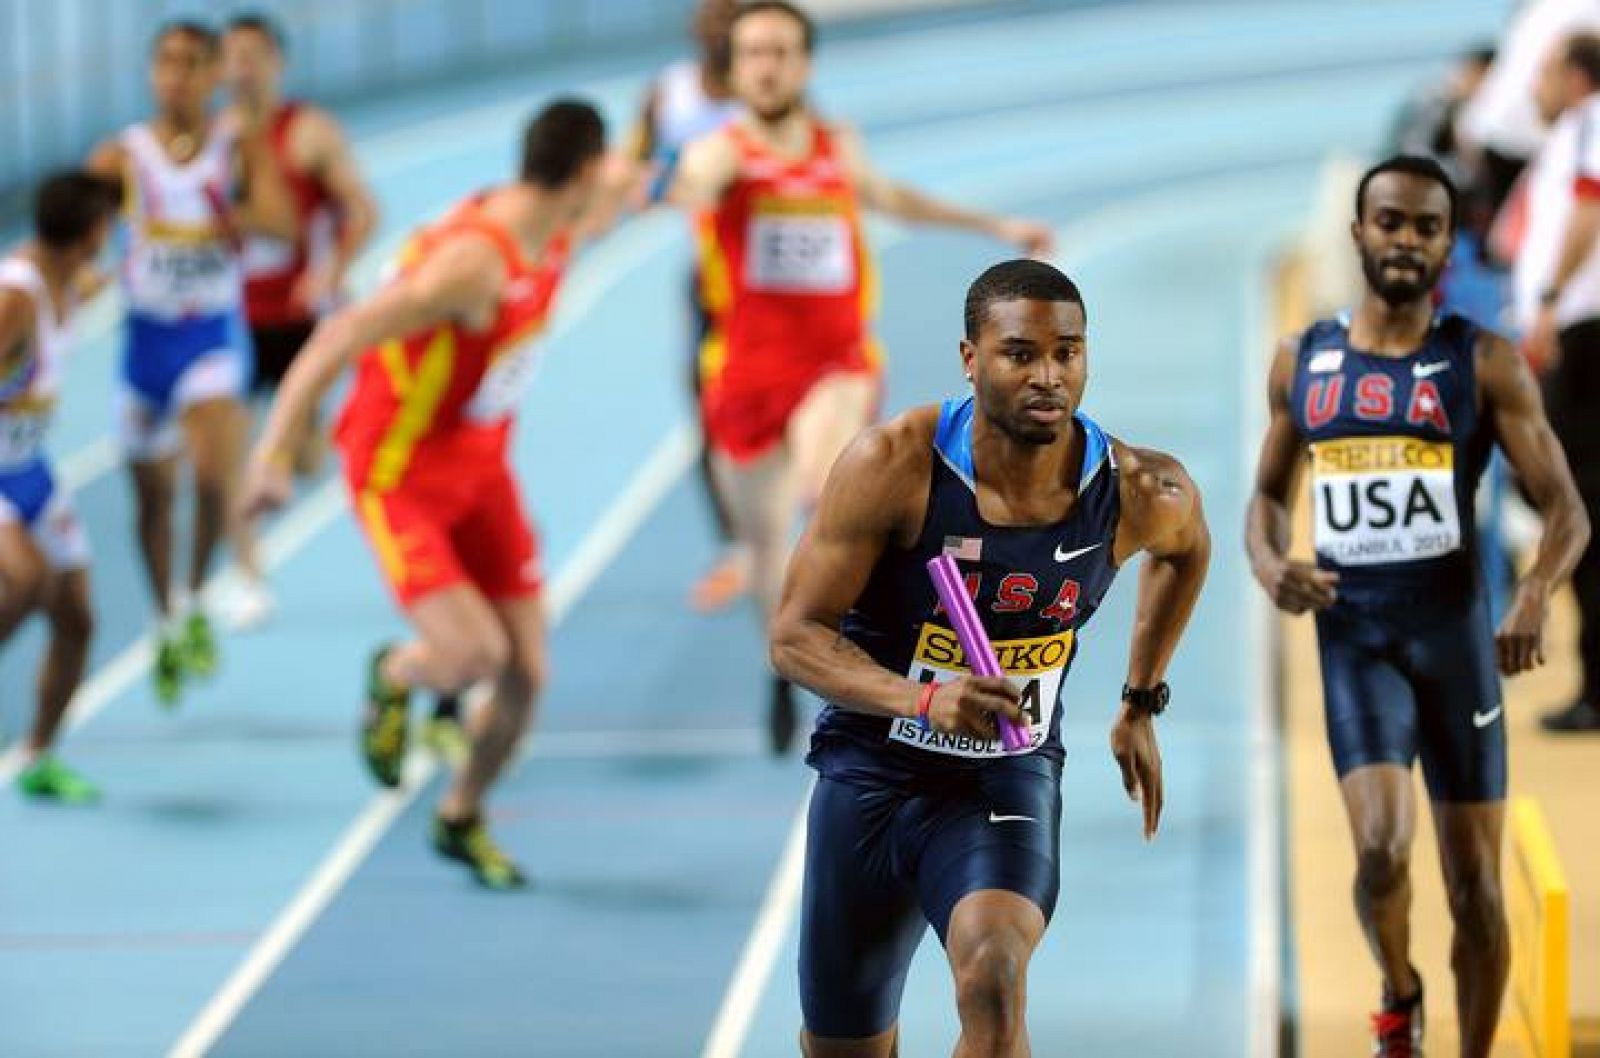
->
[1121,681,1170,717]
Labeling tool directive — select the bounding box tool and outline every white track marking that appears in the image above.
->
[166,423,697,1058]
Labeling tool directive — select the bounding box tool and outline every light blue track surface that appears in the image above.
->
[0,3,1510,1055]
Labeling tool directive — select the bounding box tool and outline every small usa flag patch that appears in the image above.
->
[942,535,983,561]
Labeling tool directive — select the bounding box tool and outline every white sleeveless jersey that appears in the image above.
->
[0,256,72,468]
[653,60,742,155]
[119,122,244,320]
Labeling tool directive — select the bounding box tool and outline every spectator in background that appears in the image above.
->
[1388,44,1496,186]
[1389,45,1505,333]
[1456,0,1600,244]
[1516,33,1600,732]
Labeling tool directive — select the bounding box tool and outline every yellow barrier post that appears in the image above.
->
[1507,796,1571,1058]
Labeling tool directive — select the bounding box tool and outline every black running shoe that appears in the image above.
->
[432,812,527,890]
[361,645,410,788]
[1540,700,1600,733]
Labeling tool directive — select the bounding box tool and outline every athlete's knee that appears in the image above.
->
[48,587,94,646]
[189,452,234,502]
[1354,840,1410,899]
[0,550,48,616]
[439,625,511,691]
[497,656,543,717]
[132,473,175,521]
[1445,865,1506,945]
[952,935,1027,1046]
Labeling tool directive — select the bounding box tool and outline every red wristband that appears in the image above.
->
[916,681,938,730]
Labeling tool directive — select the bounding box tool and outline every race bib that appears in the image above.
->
[0,409,51,469]
[888,622,1074,758]
[745,198,854,293]
[464,342,540,422]
[127,224,240,316]
[242,234,296,277]
[1311,435,1460,565]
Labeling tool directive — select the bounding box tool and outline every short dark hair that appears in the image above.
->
[1355,154,1459,228]
[153,19,220,57]
[520,99,606,189]
[964,259,1084,341]
[226,12,286,52]
[731,1,816,53]
[34,170,122,250]
[1563,33,1600,88]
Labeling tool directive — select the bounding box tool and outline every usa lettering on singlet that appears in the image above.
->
[119,122,244,320]
[0,258,70,470]
[1290,313,1493,587]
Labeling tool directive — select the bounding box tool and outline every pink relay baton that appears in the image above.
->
[926,554,1031,751]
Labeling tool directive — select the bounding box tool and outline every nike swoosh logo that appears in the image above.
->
[1412,361,1450,378]
[1472,705,1503,729]
[988,812,1036,824]
[1054,542,1101,563]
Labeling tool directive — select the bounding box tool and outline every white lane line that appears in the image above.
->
[166,422,698,1058]
[699,784,813,1058]
[0,480,347,783]
[57,434,119,491]
[1240,246,1283,1058]
[693,171,1311,1057]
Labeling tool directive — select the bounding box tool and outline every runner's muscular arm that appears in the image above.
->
[566,88,665,246]
[1245,336,1338,614]
[0,288,36,367]
[230,128,299,241]
[831,124,1054,256]
[769,416,1026,737]
[1109,444,1209,838]
[244,236,505,510]
[84,139,127,192]
[296,107,379,303]
[1524,198,1600,366]
[1479,332,1592,674]
[1113,444,1210,688]
[664,128,738,211]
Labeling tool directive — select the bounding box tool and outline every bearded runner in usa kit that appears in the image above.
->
[1246,155,1590,1058]
[770,259,1211,1057]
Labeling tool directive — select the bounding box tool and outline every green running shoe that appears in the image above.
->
[361,645,410,788]
[421,713,471,768]
[180,612,218,679]
[153,634,185,709]
[16,756,101,805]
[432,813,527,890]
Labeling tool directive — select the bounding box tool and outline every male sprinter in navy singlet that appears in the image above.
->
[1247,156,1590,1058]
[770,259,1211,1057]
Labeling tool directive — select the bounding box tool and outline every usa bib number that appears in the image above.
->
[1311,435,1460,565]
[888,623,1073,758]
